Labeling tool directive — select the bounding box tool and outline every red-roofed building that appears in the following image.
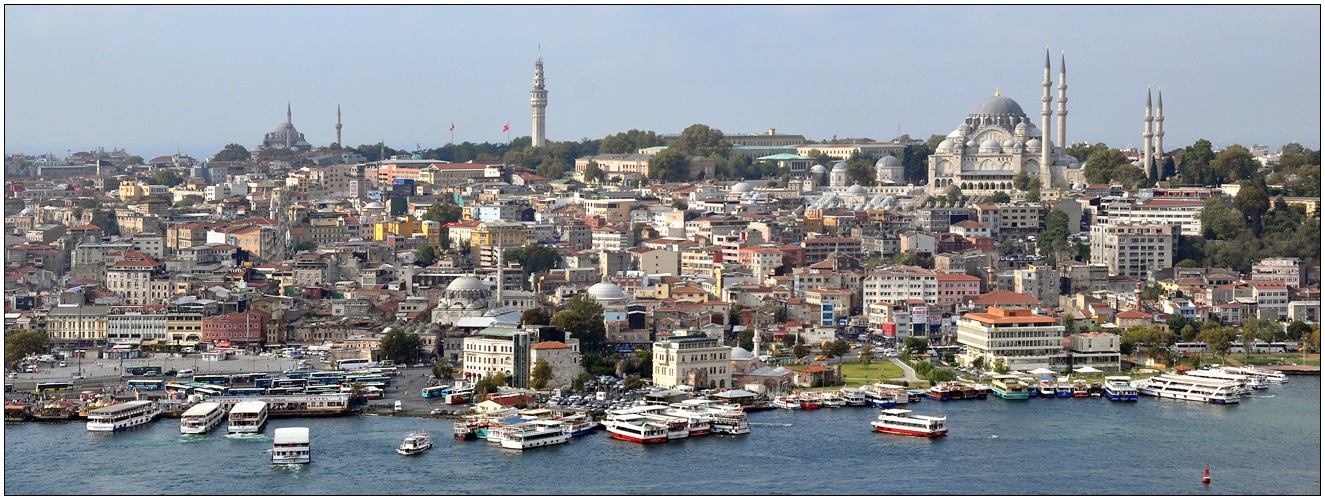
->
[106,251,165,305]
[530,339,584,389]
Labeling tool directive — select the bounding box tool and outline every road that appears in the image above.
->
[889,357,921,383]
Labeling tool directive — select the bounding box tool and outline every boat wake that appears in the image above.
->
[227,433,269,440]
[988,435,998,439]
[748,422,792,427]
[1247,394,1276,398]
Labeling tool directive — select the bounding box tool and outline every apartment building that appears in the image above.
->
[1089,222,1175,281]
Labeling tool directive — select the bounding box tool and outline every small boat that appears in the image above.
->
[926,384,952,401]
[1103,376,1138,402]
[871,408,947,438]
[272,427,311,464]
[798,393,821,410]
[5,402,31,422]
[843,391,867,407]
[398,430,432,455]
[1056,377,1073,397]
[453,419,480,440]
[822,392,845,408]
[1072,380,1090,398]
[988,375,1030,400]
[559,413,597,437]
[180,402,225,434]
[31,400,78,421]
[1134,374,1240,404]
[1088,380,1104,397]
[1038,378,1056,398]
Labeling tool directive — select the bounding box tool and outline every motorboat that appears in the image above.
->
[398,430,433,455]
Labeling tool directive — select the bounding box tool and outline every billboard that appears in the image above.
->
[879,323,896,337]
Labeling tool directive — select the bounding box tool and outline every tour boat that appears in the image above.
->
[773,396,800,410]
[1134,374,1241,404]
[180,402,225,434]
[559,413,597,437]
[669,399,748,435]
[227,401,268,434]
[988,375,1030,400]
[604,414,669,444]
[643,414,691,440]
[271,427,311,464]
[488,419,535,444]
[1088,380,1105,397]
[502,420,571,450]
[1186,369,1264,392]
[1038,378,1056,398]
[702,407,750,435]
[870,408,947,438]
[926,384,952,401]
[843,391,868,407]
[31,400,78,421]
[398,429,433,455]
[87,400,160,432]
[862,385,899,408]
[661,408,712,436]
[822,392,846,408]
[798,394,822,410]
[1072,380,1090,398]
[1102,376,1138,402]
[454,418,481,440]
[1220,365,1287,384]
[1056,377,1073,397]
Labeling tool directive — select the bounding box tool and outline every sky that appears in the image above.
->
[4,5,1321,161]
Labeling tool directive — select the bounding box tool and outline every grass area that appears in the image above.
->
[838,361,905,384]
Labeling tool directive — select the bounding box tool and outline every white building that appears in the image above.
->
[862,265,938,306]
[1100,199,1205,237]
[1067,332,1121,372]
[105,308,168,345]
[1089,222,1175,281]
[955,307,1066,372]
[652,334,732,390]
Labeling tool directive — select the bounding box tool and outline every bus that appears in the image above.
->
[444,390,472,405]
[340,381,386,391]
[272,378,308,389]
[126,379,165,390]
[266,387,297,396]
[341,386,383,400]
[284,370,311,380]
[337,358,375,371]
[304,385,340,394]
[125,366,164,376]
[255,378,275,389]
[165,382,196,393]
[346,375,391,387]
[194,375,231,386]
[225,387,265,396]
[1170,342,1210,354]
[35,381,74,392]
[230,373,265,386]
[421,385,451,398]
[308,375,341,386]
[192,388,221,397]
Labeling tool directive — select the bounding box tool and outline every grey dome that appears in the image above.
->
[587,281,629,301]
[875,156,902,167]
[732,182,754,193]
[966,140,978,148]
[971,95,1026,116]
[847,184,868,195]
[446,276,489,292]
[1015,122,1029,133]
[1002,140,1015,148]
[958,123,972,132]
[809,164,828,174]
[730,346,754,361]
[1026,138,1043,148]
[981,139,1000,149]
[364,201,384,209]
[831,162,849,172]
[937,139,955,150]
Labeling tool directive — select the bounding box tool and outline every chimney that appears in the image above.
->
[768,129,776,136]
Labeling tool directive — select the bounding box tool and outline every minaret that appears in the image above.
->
[1144,87,1154,179]
[335,105,342,148]
[1040,48,1053,188]
[1057,52,1068,150]
[494,232,504,306]
[1155,88,1165,179]
[530,55,548,148]
[285,102,293,150]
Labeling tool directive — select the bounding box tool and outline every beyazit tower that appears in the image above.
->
[530,55,548,147]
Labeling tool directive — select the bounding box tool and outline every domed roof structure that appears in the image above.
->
[809,164,828,174]
[411,153,423,160]
[831,162,849,172]
[730,346,754,361]
[937,139,955,150]
[731,182,754,193]
[587,281,629,302]
[980,139,1001,149]
[1002,140,1015,148]
[966,140,978,148]
[876,156,902,167]
[1025,138,1043,148]
[847,184,868,195]
[958,122,972,132]
[446,276,489,292]
[364,201,384,209]
[970,95,1026,116]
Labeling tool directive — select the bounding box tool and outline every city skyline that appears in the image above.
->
[4,5,1320,160]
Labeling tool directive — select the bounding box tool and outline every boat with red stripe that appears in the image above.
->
[870,408,947,438]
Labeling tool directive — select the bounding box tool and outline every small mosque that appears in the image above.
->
[260,104,313,150]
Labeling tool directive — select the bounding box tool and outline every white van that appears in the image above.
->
[176,369,194,378]
[393,400,402,412]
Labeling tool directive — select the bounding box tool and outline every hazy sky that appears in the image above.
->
[5,5,1321,160]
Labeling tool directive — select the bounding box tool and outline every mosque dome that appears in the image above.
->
[970,95,1026,116]
[730,346,754,361]
[966,140,978,148]
[1025,138,1043,148]
[587,281,629,301]
[411,153,423,160]
[958,123,972,132]
[446,276,489,292]
[364,201,384,209]
[1002,140,1015,148]
[937,139,955,150]
[732,182,754,193]
[875,156,902,167]
[831,162,849,172]
[1015,122,1029,133]
[980,139,1001,149]
[810,164,828,174]
[847,184,868,195]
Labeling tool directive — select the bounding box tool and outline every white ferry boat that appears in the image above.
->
[773,396,800,409]
[1185,369,1263,393]
[822,392,846,408]
[271,427,311,464]
[502,420,571,450]
[1134,374,1241,404]
[1220,365,1287,384]
[843,390,868,406]
[870,409,947,438]
[604,414,669,444]
[228,401,269,434]
[179,402,225,434]
[87,400,160,432]
[397,430,432,455]
[643,414,691,440]
[1102,376,1138,402]
[671,399,749,435]
[559,413,597,437]
[861,384,899,408]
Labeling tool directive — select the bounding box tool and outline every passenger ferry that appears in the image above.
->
[397,430,432,455]
[1056,377,1073,397]
[228,401,269,434]
[643,414,691,440]
[453,419,482,440]
[988,375,1030,400]
[1037,377,1056,397]
[271,427,311,464]
[870,409,947,438]
[502,420,571,450]
[821,392,846,408]
[1072,380,1090,398]
[87,400,160,432]
[179,402,225,434]
[669,399,749,435]
[1220,365,1287,384]
[1186,369,1265,392]
[1102,376,1138,402]
[209,394,350,417]
[1134,374,1241,404]
[798,393,821,409]
[559,413,598,437]
[843,390,867,407]
[773,395,800,410]
[604,414,669,443]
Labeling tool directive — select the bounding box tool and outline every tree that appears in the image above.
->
[4,329,48,368]
[550,293,607,351]
[1111,164,1147,189]
[1013,170,1032,191]
[912,360,934,378]
[1287,321,1312,341]
[431,364,453,382]
[631,349,652,379]
[1212,145,1259,184]
[1025,177,1042,202]
[536,159,568,180]
[1198,326,1239,361]
[993,358,1010,375]
[669,124,729,159]
[294,240,318,252]
[1181,139,1217,185]
[599,130,663,154]
[154,169,183,187]
[474,372,507,396]
[792,342,811,360]
[126,155,144,165]
[988,191,1011,204]
[530,359,554,389]
[582,160,605,183]
[1140,284,1164,301]
[858,349,873,367]
[972,356,987,373]
[646,149,691,182]
[846,159,875,186]
[902,336,928,358]
[571,372,591,393]
[631,223,647,243]
[89,210,119,236]
[737,329,755,351]
[505,244,561,274]
[213,143,252,162]
[1233,184,1271,234]
[174,195,201,208]
[623,375,647,391]
[1199,198,1244,240]
[389,197,408,216]
[416,245,437,267]
[422,202,462,224]
[1066,142,1109,164]
[580,352,616,376]
[826,340,850,362]
[1166,313,1188,334]
[1061,313,1077,336]
[378,328,422,365]
[1084,148,1130,185]
[521,308,551,326]
[1175,258,1201,268]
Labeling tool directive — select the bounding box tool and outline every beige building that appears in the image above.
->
[955,307,1065,372]
[1089,222,1175,280]
[106,252,163,305]
[46,304,110,346]
[652,334,732,389]
[530,340,584,390]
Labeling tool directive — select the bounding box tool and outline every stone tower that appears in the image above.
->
[335,105,342,147]
[531,56,547,148]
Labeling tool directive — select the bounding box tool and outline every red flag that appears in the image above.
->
[503,121,510,132]
[449,123,454,131]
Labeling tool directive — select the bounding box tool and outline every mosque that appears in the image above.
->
[260,103,314,150]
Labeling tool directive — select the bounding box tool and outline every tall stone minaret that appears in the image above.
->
[285,102,293,150]
[530,55,548,148]
[1155,88,1165,179]
[1057,52,1068,151]
[1144,87,1154,179]
[1040,48,1053,188]
[335,105,342,147]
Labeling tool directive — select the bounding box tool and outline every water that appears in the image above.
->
[6,378,1320,495]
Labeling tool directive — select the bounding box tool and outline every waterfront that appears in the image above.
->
[4,377,1318,495]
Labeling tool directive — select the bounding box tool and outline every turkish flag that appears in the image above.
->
[503,122,510,132]
[449,123,454,131]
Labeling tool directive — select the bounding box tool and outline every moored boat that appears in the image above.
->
[398,429,432,455]
[87,400,159,432]
[502,420,570,450]
[5,402,31,422]
[1072,380,1090,398]
[559,413,597,437]
[1056,377,1073,397]
[1134,374,1241,404]
[926,384,952,401]
[1186,369,1263,393]
[453,418,481,439]
[1220,365,1286,384]
[604,414,669,443]
[1103,376,1138,402]
[1038,377,1056,397]
[31,400,79,421]
[989,375,1030,400]
[870,408,947,437]
[1088,380,1104,397]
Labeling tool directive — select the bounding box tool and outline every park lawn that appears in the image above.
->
[839,361,905,384]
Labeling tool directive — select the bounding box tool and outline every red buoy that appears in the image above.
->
[1203,464,1211,483]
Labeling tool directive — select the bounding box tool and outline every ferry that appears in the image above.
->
[669,399,749,435]
[773,395,800,410]
[861,384,898,408]
[453,419,482,440]
[798,393,822,409]
[228,401,269,434]
[1056,377,1073,397]
[87,400,160,432]
[1037,377,1056,397]
[271,427,311,464]
[643,414,692,440]
[180,402,225,434]
[822,392,846,408]
[397,430,432,455]
[1072,380,1090,398]
[870,409,947,438]
[559,413,598,437]
[209,394,350,417]
[1186,369,1265,392]
[988,375,1030,400]
[487,419,536,444]
[604,414,669,443]
[502,420,571,450]
[1220,365,1287,384]
[843,390,867,407]
[926,384,952,401]
[1102,376,1138,402]
[1134,374,1241,404]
